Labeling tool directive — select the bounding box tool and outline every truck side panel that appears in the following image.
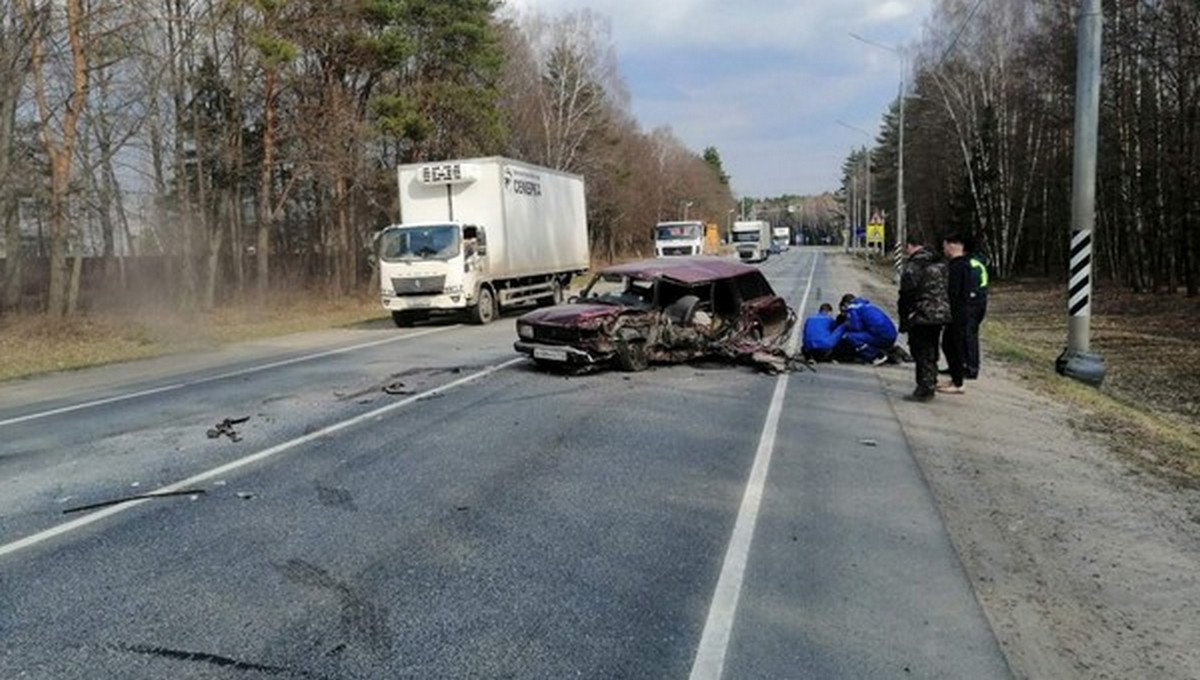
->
[499,161,590,277]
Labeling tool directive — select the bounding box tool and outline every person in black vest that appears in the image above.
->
[939,234,971,395]
[899,236,951,401]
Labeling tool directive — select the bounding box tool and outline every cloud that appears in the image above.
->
[505,0,933,196]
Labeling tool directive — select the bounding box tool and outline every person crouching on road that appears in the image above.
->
[802,303,846,362]
[899,236,952,401]
[838,294,898,364]
[940,234,971,394]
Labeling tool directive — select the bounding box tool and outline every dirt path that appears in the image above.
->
[826,252,1200,679]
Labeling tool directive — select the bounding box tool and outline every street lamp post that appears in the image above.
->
[838,120,872,254]
[682,200,694,221]
[850,32,907,260]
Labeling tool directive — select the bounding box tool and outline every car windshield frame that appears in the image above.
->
[580,273,657,309]
[380,224,461,262]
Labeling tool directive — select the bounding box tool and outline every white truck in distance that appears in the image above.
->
[654,221,704,257]
[732,221,771,262]
[773,226,791,252]
[379,157,589,326]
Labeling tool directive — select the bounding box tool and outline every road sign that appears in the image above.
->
[866,221,885,245]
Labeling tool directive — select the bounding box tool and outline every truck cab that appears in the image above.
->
[654,221,705,257]
[773,226,791,252]
[379,221,487,322]
[731,221,771,263]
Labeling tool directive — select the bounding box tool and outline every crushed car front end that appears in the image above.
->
[513,304,624,368]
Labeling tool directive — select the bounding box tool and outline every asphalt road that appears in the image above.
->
[0,248,1010,679]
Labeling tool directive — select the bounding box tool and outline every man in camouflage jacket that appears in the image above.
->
[899,238,952,400]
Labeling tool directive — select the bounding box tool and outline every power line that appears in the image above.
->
[938,0,986,67]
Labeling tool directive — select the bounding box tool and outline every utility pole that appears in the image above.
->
[1057,0,1106,386]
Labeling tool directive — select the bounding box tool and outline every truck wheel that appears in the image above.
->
[471,287,497,325]
[615,340,649,372]
[538,280,564,307]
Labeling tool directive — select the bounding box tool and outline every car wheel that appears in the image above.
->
[615,340,649,372]
[471,287,496,325]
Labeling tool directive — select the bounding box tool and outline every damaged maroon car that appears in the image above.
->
[513,257,797,373]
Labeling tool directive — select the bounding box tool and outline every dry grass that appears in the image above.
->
[983,280,1200,480]
[0,292,387,383]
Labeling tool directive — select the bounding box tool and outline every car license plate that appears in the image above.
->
[533,347,569,362]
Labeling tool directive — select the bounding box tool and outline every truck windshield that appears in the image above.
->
[656,225,702,241]
[732,231,761,243]
[381,225,460,262]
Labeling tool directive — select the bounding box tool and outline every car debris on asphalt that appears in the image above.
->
[206,416,250,442]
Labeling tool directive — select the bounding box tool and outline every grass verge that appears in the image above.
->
[0,293,388,383]
[982,319,1200,481]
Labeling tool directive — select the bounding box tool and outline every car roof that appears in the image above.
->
[600,257,763,285]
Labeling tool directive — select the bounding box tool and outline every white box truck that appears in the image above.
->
[379,157,589,326]
[654,221,705,257]
[772,226,791,252]
[732,221,771,262]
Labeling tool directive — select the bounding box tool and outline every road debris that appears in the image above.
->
[62,489,207,515]
[859,438,879,447]
[206,416,250,442]
[236,491,256,500]
[382,381,415,396]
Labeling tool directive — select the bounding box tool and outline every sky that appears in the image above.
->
[504,0,933,198]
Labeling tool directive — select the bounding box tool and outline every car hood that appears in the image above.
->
[519,303,624,327]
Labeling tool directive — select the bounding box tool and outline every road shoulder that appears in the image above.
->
[831,252,1200,679]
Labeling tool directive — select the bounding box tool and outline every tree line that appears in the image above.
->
[843,0,1199,294]
[0,1,734,318]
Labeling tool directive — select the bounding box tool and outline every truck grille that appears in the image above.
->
[662,246,694,256]
[391,276,445,296]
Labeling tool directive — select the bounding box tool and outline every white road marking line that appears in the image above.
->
[0,326,457,428]
[0,356,523,561]
[689,251,819,680]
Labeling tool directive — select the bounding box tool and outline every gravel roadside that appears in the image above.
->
[828,252,1200,679]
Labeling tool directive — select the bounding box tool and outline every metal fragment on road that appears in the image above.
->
[859,438,879,447]
[62,489,208,515]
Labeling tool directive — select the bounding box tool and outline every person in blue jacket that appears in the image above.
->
[802,303,846,361]
[838,294,898,362]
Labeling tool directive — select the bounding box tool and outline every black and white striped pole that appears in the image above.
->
[1056,0,1106,386]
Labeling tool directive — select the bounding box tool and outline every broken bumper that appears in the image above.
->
[513,341,602,366]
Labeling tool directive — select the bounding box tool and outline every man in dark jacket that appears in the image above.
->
[940,234,971,394]
[899,236,952,401]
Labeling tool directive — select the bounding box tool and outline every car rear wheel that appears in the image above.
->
[615,340,649,372]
